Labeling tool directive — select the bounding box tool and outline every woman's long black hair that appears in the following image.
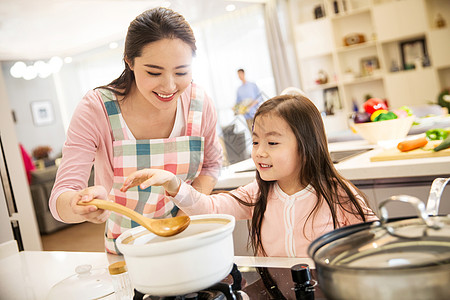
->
[234,94,373,256]
[97,7,196,97]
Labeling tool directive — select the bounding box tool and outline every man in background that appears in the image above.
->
[235,69,263,131]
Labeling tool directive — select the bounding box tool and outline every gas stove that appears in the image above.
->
[132,263,327,300]
[134,264,246,300]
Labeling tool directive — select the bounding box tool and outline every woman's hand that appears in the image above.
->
[71,185,111,223]
[121,169,181,196]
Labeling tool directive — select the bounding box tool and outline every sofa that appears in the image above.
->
[30,166,94,234]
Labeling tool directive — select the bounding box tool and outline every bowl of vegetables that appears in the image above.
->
[350,98,415,144]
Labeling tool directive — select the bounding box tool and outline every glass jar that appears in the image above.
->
[108,261,133,300]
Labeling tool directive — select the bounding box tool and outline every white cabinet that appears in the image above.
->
[428,28,450,67]
[384,68,439,106]
[373,0,427,41]
[288,0,450,119]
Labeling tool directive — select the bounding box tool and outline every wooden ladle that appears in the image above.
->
[79,199,190,237]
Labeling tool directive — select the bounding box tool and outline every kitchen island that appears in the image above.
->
[0,250,314,300]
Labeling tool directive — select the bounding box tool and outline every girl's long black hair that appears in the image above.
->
[233,94,373,256]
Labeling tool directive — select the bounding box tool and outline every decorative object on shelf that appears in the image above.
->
[313,4,325,19]
[333,0,350,15]
[400,38,430,70]
[315,70,328,85]
[30,100,54,126]
[390,60,400,72]
[437,88,450,113]
[343,33,366,46]
[333,0,339,14]
[360,56,379,76]
[435,13,446,28]
[364,94,373,101]
[352,99,359,113]
[343,68,355,81]
[323,87,341,116]
[32,145,52,159]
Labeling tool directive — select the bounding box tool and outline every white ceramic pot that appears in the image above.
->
[116,214,235,296]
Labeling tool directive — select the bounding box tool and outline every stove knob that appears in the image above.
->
[291,263,311,284]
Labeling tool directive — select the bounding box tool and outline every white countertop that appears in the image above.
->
[0,250,313,300]
[216,139,450,189]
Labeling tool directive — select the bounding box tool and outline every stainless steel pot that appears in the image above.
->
[308,178,450,300]
[116,214,235,296]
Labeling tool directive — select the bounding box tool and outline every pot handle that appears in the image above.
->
[426,177,450,216]
[379,195,443,238]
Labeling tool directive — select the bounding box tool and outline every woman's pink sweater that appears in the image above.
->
[50,86,223,221]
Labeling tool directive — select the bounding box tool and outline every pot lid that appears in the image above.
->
[309,195,450,270]
[47,264,115,300]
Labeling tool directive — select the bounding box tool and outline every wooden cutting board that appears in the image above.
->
[370,140,450,162]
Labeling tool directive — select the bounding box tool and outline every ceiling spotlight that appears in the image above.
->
[49,56,63,73]
[23,65,37,80]
[109,42,118,49]
[10,61,27,78]
[64,57,73,64]
[226,4,236,12]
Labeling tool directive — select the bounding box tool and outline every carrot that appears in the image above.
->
[397,137,428,152]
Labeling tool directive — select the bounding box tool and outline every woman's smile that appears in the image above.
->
[153,91,177,102]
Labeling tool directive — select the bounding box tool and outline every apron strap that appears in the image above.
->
[98,88,127,141]
[186,83,204,137]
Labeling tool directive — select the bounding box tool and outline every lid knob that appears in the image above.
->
[108,261,128,275]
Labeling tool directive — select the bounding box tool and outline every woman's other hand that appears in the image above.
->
[72,185,110,223]
[121,169,181,196]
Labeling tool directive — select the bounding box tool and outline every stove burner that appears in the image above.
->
[133,264,244,300]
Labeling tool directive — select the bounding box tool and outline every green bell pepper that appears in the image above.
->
[426,128,449,140]
[373,111,397,122]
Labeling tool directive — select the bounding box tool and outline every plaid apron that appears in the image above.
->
[99,85,205,254]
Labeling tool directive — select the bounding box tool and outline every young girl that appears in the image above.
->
[120,94,377,257]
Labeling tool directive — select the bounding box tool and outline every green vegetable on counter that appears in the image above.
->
[426,128,449,140]
[399,105,413,116]
[433,135,450,152]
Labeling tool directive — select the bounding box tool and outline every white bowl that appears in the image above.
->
[351,116,415,144]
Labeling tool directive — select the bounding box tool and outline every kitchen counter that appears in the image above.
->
[0,250,314,300]
[216,139,450,190]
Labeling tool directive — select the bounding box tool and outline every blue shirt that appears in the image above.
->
[236,81,262,120]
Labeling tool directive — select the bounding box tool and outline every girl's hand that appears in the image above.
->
[71,185,111,223]
[120,169,181,196]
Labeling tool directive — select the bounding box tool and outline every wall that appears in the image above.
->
[1,61,66,158]
[1,43,124,158]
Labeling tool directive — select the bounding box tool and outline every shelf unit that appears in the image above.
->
[288,0,450,128]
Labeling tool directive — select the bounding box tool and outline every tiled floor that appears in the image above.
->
[40,222,106,252]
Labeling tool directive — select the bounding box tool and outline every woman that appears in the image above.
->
[49,7,223,254]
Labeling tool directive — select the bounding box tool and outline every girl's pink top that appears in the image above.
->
[49,85,223,221]
[171,180,378,257]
